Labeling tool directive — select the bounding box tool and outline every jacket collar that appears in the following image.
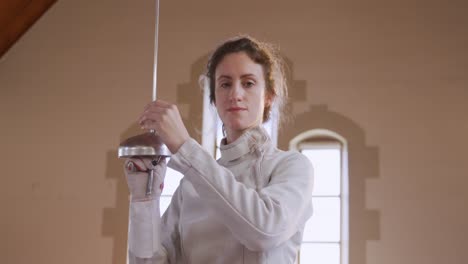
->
[219,126,270,163]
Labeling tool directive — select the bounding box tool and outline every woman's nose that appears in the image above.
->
[229,83,243,101]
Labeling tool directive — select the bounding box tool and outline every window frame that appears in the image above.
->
[290,129,349,264]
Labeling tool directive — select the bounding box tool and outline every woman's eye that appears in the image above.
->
[244,81,255,88]
[220,83,231,88]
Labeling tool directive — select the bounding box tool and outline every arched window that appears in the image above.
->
[290,130,349,264]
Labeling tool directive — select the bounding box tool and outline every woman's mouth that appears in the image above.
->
[227,107,247,112]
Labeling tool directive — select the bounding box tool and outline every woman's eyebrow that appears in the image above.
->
[240,74,257,78]
[217,73,257,81]
[217,75,232,81]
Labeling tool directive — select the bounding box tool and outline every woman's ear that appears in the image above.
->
[265,91,274,108]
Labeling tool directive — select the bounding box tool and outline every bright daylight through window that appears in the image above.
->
[297,141,345,264]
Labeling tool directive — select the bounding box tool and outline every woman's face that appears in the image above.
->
[214,52,271,142]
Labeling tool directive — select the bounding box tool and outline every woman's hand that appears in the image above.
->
[138,100,190,154]
[124,157,167,202]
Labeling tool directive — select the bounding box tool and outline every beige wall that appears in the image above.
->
[1,0,467,263]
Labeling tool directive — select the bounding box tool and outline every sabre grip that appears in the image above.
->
[124,156,167,202]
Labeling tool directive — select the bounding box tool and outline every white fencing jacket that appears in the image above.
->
[128,126,314,263]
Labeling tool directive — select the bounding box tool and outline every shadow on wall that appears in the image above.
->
[175,54,210,143]
[101,124,141,264]
[279,104,381,264]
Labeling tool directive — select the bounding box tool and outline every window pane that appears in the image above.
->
[215,116,223,159]
[161,168,183,196]
[301,149,341,196]
[303,197,340,242]
[300,243,340,264]
[160,196,172,216]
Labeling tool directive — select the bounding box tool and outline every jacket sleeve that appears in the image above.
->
[168,138,314,251]
[127,185,184,264]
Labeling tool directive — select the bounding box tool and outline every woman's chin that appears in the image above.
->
[225,122,258,133]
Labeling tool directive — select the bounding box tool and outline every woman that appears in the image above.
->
[124,36,314,263]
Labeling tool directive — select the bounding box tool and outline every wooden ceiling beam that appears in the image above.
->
[0,0,57,58]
